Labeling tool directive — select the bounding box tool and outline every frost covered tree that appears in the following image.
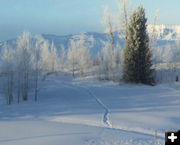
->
[99,43,122,81]
[40,40,51,73]
[67,34,91,76]
[102,6,114,48]
[1,43,15,104]
[2,31,34,103]
[16,31,33,101]
[117,0,132,36]
[33,35,44,101]
[123,6,154,84]
[154,42,180,84]
[40,41,59,74]
[67,40,78,77]
[1,31,61,104]
[60,45,66,70]
[78,37,91,75]
[50,42,59,73]
[100,5,123,81]
[40,41,59,73]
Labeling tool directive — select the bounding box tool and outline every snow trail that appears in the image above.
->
[78,86,112,127]
[54,78,112,127]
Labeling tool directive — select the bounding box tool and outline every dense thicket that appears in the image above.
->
[1,32,60,104]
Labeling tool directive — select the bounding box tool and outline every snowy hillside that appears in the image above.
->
[148,25,180,40]
[1,73,180,145]
[42,25,180,55]
[0,25,180,57]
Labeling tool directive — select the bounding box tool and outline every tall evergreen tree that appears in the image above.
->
[123,6,154,84]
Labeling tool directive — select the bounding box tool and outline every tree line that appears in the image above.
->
[1,32,60,104]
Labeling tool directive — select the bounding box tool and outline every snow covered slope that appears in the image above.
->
[0,25,180,57]
[148,25,180,40]
[42,25,180,55]
[0,73,180,145]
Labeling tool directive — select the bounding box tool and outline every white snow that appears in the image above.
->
[148,25,180,40]
[0,73,180,145]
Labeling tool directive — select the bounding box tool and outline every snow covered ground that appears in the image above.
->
[0,73,180,145]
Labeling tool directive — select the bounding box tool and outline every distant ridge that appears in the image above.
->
[147,24,180,40]
[0,25,180,57]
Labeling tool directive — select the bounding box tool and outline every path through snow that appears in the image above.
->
[84,87,112,127]
[57,79,112,127]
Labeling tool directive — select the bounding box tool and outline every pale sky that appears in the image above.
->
[0,0,179,41]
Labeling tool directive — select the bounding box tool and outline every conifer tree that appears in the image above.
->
[123,6,154,84]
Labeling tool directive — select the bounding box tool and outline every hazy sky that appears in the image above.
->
[0,0,179,41]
